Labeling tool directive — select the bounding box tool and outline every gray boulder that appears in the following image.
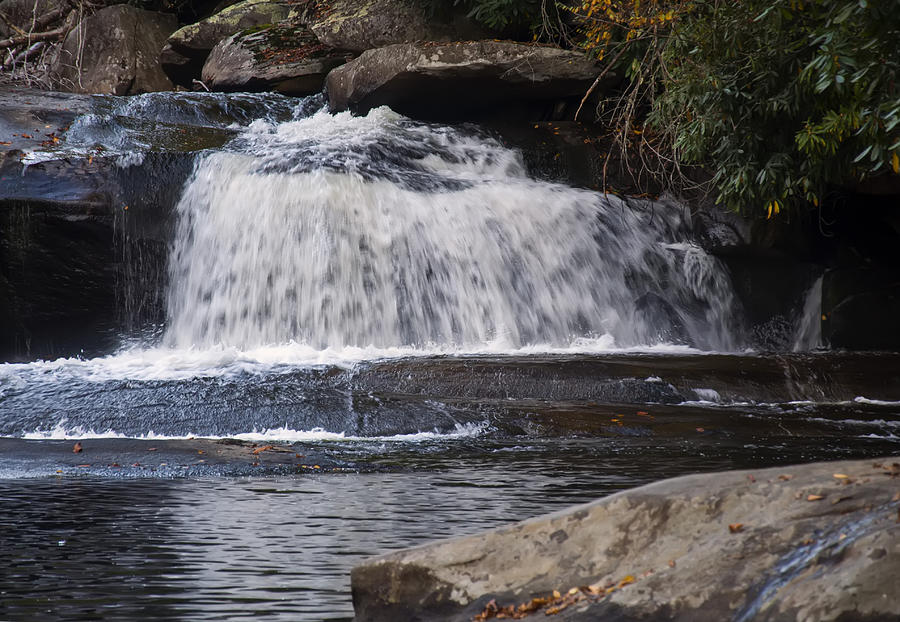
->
[325,41,607,120]
[305,0,464,53]
[352,456,900,621]
[162,0,297,85]
[52,4,176,95]
[202,22,351,95]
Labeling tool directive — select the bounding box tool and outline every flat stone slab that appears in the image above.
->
[351,456,900,621]
[325,41,607,120]
[0,437,378,478]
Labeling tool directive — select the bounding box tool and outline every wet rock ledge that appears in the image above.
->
[352,456,900,622]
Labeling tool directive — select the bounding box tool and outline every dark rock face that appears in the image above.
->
[0,151,193,361]
[0,89,202,361]
[162,0,295,86]
[51,4,176,95]
[823,268,900,350]
[351,456,900,622]
[202,23,352,95]
[325,41,606,121]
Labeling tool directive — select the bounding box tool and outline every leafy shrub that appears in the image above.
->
[571,0,900,217]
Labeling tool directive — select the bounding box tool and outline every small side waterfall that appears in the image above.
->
[792,275,823,351]
[164,106,742,352]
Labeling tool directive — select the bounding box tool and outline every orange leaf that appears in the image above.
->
[728,523,744,533]
[807,494,824,501]
[252,445,274,455]
[72,442,82,454]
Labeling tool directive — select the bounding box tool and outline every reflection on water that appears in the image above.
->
[2,419,899,621]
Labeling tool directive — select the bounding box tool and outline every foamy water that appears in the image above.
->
[20,421,488,442]
[165,107,740,353]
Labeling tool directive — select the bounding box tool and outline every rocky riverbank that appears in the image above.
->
[352,456,900,621]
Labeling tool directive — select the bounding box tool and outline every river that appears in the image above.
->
[1,92,898,621]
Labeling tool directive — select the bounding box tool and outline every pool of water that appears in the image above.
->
[2,352,899,621]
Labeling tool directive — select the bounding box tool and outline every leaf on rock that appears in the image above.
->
[728,523,744,533]
[72,442,82,454]
[807,494,825,501]
[252,445,274,455]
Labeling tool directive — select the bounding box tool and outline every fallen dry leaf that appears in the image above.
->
[728,523,744,533]
[72,442,82,454]
[251,445,274,455]
[778,474,793,481]
[833,473,849,479]
[807,494,825,501]
[668,559,676,568]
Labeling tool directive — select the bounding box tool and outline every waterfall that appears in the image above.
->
[164,106,741,352]
[792,275,823,352]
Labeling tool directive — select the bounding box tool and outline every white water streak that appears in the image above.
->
[792,275,823,351]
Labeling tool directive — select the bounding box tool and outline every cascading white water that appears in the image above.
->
[792,275,823,351]
[165,106,741,352]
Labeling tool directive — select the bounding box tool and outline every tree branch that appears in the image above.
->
[574,44,628,122]
[0,25,67,49]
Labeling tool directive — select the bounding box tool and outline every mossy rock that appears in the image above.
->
[167,0,297,54]
[202,21,353,95]
[305,0,474,53]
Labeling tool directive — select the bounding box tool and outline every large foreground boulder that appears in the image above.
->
[52,4,176,95]
[325,41,608,121]
[202,22,352,94]
[352,456,900,621]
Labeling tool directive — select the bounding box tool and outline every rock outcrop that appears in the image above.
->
[0,89,206,360]
[304,0,464,53]
[352,456,900,622]
[161,0,295,86]
[51,4,176,95]
[202,22,351,94]
[325,41,608,121]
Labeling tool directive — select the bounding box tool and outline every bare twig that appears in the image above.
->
[0,25,67,49]
[574,44,628,122]
[33,5,71,31]
[4,40,43,68]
